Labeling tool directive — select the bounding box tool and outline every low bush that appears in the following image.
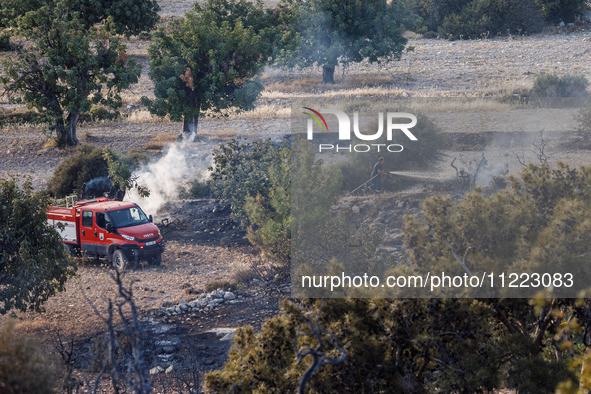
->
[415,0,588,37]
[47,145,144,198]
[439,0,544,39]
[532,73,589,98]
[0,33,11,51]
[179,178,212,199]
[0,111,44,128]
[87,106,119,122]
[209,138,283,227]
[0,321,57,393]
[47,145,112,198]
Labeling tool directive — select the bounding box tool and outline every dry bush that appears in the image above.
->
[127,110,163,123]
[141,133,178,152]
[238,104,291,119]
[204,280,238,292]
[0,321,58,393]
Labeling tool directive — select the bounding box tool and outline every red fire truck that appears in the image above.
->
[47,197,164,270]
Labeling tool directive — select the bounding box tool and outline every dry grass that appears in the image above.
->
[127,110,163,123]
[42,138,57,149]
[141,132,179,152]
[237,104,291,119]
[403,31,424,39]
[201,128,240,138]
[263,73,396,93]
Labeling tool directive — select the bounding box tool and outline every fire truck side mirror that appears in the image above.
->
[106,223,114,233]
[149,215,153,223]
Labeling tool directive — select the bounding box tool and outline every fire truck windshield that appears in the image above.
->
[109,207,149,228]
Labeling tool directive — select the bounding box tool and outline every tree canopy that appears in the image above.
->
[278,0,412,83]
[1,1,141,147]
[0,177,76,314]
[142,0,267,139]
[0,0,159,37]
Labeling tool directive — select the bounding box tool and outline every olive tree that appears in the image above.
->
[142,0,267,139]
[0,1,141,147]
[0,177,76,314]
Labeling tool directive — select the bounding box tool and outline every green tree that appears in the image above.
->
[0,0,159,37]
[142,0,267,139]
[279,0,413,83]
[0,177,76,314]
[1,1,141,147]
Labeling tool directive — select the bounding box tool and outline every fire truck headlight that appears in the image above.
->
[121,234,136,241]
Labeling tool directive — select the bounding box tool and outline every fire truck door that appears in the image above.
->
[80,210,96,255]
[95,212,110,256]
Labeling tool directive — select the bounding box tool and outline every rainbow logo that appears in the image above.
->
[303,107,328,131]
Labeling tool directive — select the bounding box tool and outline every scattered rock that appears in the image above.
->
[223,291,236,300]
[150,366,164,375]
[207,328,238,341]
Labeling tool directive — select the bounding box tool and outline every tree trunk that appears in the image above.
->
[322,65,335,84]
[66,113,79,146]
[182,111,199,141]
[55,118,67,148]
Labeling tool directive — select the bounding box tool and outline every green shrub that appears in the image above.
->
[179,178,212,199]
[532,73,589,98]
[415,0,471,33]
[87,106,119,122]
[0,321,58,393]
[206,299,507,393]
[0,33,10,51]
[439,0,544,39]
[47,145,145,199]
[0,111,44,128]
[209,138,283,227]
[0,177,75,314]
[47,145,112,198]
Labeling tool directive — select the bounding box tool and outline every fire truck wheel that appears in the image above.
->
[112,249,128,271]
[149,254,162,266]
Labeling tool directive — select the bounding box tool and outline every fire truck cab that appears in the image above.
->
[47,197,164,270]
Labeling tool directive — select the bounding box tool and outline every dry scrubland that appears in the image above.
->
[1,0,591,390]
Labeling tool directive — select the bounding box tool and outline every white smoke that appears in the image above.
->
[126,134,214,216]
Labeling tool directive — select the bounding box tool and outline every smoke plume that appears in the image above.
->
[126,135,213,216]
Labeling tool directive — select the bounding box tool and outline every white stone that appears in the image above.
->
[223,292,236,300]
[150,366,164,375]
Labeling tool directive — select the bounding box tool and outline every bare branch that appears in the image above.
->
[292,301,348,394]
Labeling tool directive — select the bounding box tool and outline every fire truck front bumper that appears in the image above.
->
[120,241,165,262]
